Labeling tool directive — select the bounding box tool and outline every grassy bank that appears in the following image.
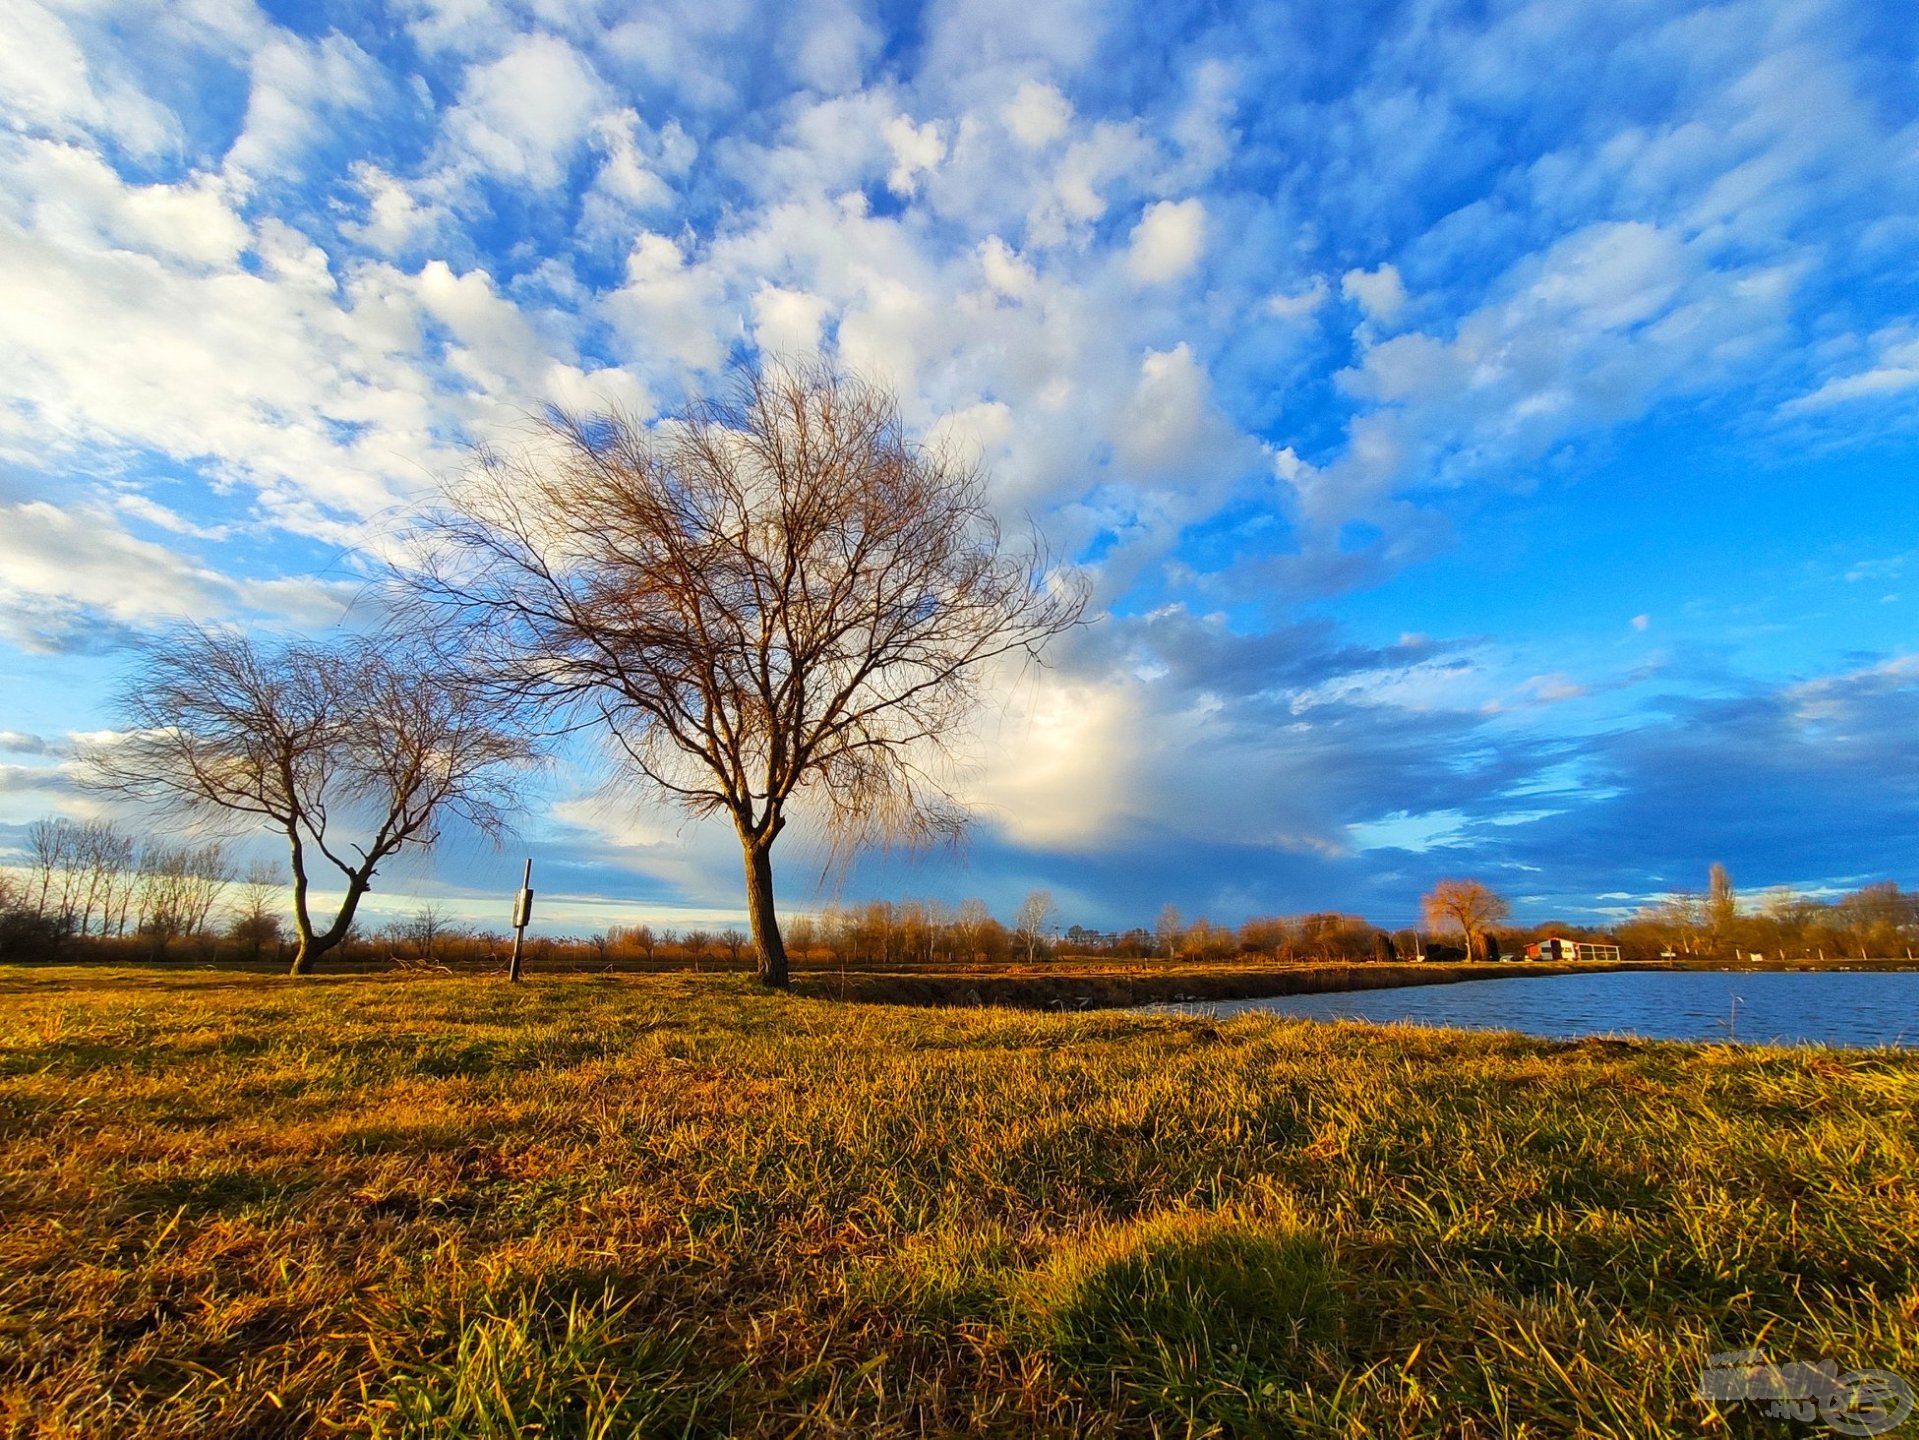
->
[2,968,1914,1438]
[791,958,1609,1009]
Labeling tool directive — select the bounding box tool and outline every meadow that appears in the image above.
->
[1,967,1915,1438]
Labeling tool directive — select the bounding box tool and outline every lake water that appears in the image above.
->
[1169,969,1919,1048]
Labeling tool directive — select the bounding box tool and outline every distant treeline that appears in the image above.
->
[4,817,1916,968]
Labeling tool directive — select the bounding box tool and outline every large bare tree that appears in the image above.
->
[1421,878,1511,962]
[403,362,1085,986]
[89,628,528,974]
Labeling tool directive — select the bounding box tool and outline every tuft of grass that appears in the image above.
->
[1024,1207,1337,1431]
[0,965,1914,1438]
[364,1284,732,1439]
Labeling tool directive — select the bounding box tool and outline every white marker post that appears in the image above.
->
[508,857,533,983]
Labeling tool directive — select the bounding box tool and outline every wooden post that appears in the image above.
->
[508,857,532,983]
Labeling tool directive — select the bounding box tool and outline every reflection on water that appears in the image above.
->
[1168,969,1919,1048]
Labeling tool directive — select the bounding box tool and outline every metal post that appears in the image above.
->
[508,857,532,983]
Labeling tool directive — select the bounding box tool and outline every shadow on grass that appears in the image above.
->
[1019,1209,1342,1433]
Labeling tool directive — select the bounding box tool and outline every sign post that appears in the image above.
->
[508,857,533,983]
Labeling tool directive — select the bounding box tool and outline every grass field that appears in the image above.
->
[2,967,1915,1438]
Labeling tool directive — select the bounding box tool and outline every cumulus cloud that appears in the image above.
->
[0,2,182,155]
[1340,263,1406,324]
[883,115,946,196]
[1003,80,1073,147]
[442,33,612,188]
[342,162,450,254]
[226,32,387,177]
[1126,197,1205,283]
[752,284,831,355]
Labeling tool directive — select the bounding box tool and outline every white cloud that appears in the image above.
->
[1304,221,1794,532]
[0,3,178,156]
[6,139,248,267]
[0,500,228,648]
[1266,277,1328,320]
[784,0,881,94]
[606,231,729,372]
[1029,120,1156,244]
[1003,80,1073,147]
[962,659,1146,851]
[442,33,611,188]
[926,399,1014,465]
[226,32,384,176]
[582,108,691,221]
[752,284,831,356]
[978,235,1039,301]
[342,162,448,254]
[0,126,624,556]
[883,114,946,197]
[1340,263,1407,324]
[1784,324,1919,412]
[1126,197,1205,284]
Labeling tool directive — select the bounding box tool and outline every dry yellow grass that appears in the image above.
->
[1,966,1915,1437]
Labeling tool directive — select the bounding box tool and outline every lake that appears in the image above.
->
[1167,968,1919,1047]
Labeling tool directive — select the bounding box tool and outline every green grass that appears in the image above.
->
[1,967,1914,1437]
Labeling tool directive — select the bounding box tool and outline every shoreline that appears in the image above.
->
[790,957,1619,1009]
[790,954,1919,1011]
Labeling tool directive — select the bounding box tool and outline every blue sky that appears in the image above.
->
[1,0,1916,935]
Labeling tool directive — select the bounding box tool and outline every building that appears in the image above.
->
[1523,936,1623,963]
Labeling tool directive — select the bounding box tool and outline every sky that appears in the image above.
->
[1,0,1916,937]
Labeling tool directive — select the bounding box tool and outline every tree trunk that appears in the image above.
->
[743,840,788,988]
[287,831,316,976]
[287,864,370,977]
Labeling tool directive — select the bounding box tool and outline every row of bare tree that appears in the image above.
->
[1620,867,1919,960]
[0,817,240,954]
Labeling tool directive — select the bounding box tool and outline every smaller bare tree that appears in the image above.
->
[954,898,993,964]
[88,627,529,975]
[1014,889,1057,963]
[393,903,460,962]
[136,841,234,954]
[76,821,136,938]
[227,862,285,960]
[682,928,713,971]
[1421,879,1511,962]
[1155,903,1183,960]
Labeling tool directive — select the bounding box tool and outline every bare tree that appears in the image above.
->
[136,841,234,952]
[76,822,136,938]
[1706,862,1737,954]
[26,818,81,932]
[631,923,659,964]
[227,861,285,960]
[682,929,714,970]
[1421,879,1511,962]
[718,927,748,966]
[88,627,528,975]
[1155,903,1183,960]
[393,903,461,961]
[954,898,993,964]
[402,361,1085,986]
[1014,889,1057,963]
